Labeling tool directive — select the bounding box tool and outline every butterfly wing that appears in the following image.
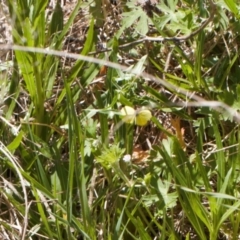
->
[135,110,152,126]
[120,106,136,124]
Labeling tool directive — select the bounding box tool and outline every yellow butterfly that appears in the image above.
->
[120,106,152,126]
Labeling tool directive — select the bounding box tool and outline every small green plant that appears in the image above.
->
[1,0,240,239]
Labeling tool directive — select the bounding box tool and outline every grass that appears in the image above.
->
[1,0,240,239]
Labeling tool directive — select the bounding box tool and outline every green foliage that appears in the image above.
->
[1,0,240,239]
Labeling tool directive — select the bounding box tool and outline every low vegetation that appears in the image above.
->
[0,0,240,239]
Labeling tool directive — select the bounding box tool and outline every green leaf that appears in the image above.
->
[223,0,239,17]
[69,18,95,81]
[49,0,64,36]
[7,131,24,152]
[136,12,149,35]
[116,9,142,38]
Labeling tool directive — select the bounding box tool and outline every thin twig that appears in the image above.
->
[89,0,216,54]
[0,43,239,122]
